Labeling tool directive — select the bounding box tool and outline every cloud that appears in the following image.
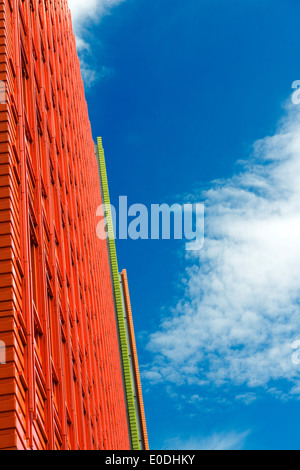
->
[68,0,124,86]
[69,0,125,38]
[235,393,257,405]
[146,102,300,398]
[165,430,250,450]
[80,62,115,88]
[69,0,125,49]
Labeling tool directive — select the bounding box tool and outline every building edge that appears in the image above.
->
[120,270,149,450]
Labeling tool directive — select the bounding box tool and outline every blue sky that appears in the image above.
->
[69,0,300,450]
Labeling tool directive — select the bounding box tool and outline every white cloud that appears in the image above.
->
[235,393,257,405]
[69,0,125,48]
[147,103,300,397]
[165,430,250,450]
[80,62,115,88]
[68,0,124,86]
[68,1,125,29]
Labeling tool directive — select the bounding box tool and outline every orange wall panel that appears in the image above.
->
[0,0,130,450]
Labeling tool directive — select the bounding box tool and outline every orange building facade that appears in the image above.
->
[0,0,147,450]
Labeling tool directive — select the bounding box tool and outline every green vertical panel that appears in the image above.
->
[96,137,140,451]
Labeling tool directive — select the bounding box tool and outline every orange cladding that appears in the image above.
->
[0,0,130,450]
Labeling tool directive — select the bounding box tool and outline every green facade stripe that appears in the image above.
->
[96,137,140,451]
